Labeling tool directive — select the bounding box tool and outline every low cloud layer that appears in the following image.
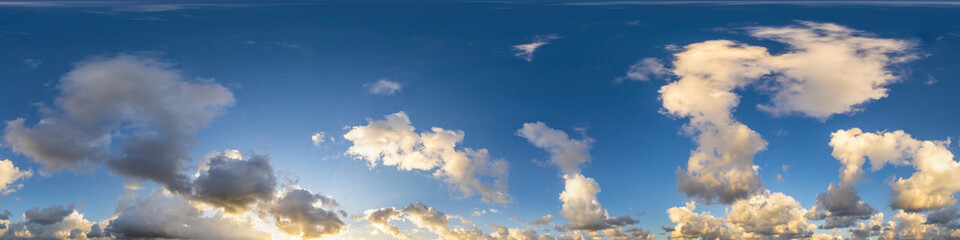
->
[344,111,511,203]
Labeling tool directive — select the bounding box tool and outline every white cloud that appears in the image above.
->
[311,131,330,146]
[518,122,639,231]
[512,34,561,62]
[365,79,402,95]
[727,192,815,237]
[344,111,511,203]
[665,201,730,239]
[620,57,668,82]
[657,21,913,205]
[822,128,960,212]
[0,159,32,195]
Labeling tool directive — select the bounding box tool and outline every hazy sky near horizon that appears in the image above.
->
[1,1,959,239]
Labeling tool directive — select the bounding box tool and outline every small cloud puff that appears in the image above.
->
[365,79,402,95]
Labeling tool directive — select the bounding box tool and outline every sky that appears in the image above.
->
[0,1,959,239]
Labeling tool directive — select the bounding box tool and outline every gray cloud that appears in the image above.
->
[3,54,235,194]
[191,150,277,213]
[266,187,346,239]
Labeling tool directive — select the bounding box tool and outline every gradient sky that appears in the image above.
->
[1,1,959,239]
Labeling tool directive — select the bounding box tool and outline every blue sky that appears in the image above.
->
[0,1,959,239]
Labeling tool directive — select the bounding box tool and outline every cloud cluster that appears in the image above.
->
[518,122,641,232]
[361,202,488,240]
[0,205,96,240]
[817,128,960,214]
[666,192,816,239]
[513,34,561,62]
[3,54,235,193]
[0,160,32,195]
[103,191,267,240]
[344,111,511,203]
[658,21,913,205]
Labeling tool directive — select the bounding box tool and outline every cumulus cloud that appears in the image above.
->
[665,192,815,239]
[362,202,502,240]
[518,122,640,232]
[665,201,731,239]
[344,111,511,203]
[191,150,277,213]
[2,54,235,194]
[0,160,32,195]
[104,190,266,240]
[362,207,408,239]
[657,21,913,205]
[620,57,668,82]
[820,128,960,212]
[512,34,560,62]
[727,192,815,237]
[266,187,346,239]
[365,79,402,95]
[0,204,97,240]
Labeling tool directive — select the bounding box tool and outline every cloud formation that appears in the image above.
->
[3,54,235,193]
[658,21,913,205]
[344,111,511,203]
[104,191,266,240]
[513,34,560,62]
[518,122,641,232]
[620,57,668,82]
[266,187,347,239]
[365,79,402,95]
[821,128,960,212]
[191,150,277,213]
[0,160,32,195]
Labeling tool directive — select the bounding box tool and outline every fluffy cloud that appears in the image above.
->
[0,160,32,195]
[362,207,408,239]
[824,128,960,212]
[513,34,560,62]
[657,21,913,205]
[104,191,266,240]
[362,202,532,240]
[191,150,277,213]
[665,201,730,239]
[365,79,402,95]
[726,192,815,237]
[530,214,553,225]
[344,111,511,203]
[266,187,347,239]
[0,205,97,240]
[311,131,330,146]
[2,54,234,193]
[518,122,639,231]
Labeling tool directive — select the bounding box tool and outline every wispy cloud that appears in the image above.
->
[364,79,402,95]
[512,34,561,62]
